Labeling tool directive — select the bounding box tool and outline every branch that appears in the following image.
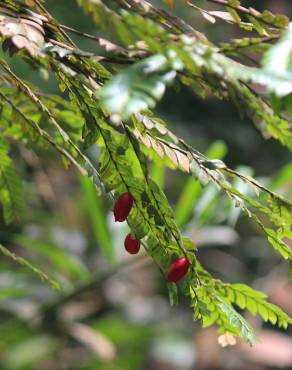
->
[0,90,86,176]
[198,0,288,30]
[30,0,77,47]
[0,60,102,186]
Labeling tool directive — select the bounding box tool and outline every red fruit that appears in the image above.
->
[167,257,190,283]
[113,192,134,222]
[124,233,140,254]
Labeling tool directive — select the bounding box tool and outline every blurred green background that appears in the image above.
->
[0,1,291,369]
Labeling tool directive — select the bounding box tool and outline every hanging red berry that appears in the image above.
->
[124,233,140,254]
[167,257,190,283]
[113,192,134,222]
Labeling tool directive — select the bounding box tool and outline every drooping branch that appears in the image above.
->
[0,0,290,345]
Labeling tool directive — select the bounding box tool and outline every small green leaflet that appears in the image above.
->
[99,54,178,119]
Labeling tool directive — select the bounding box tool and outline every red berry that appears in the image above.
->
[167,257,190,283]
[113,192,134,222]
[124,233,140,254]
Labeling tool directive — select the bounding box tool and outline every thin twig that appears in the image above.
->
[0,90,86,175]
[60,24,103,44]
[31,0,77,47]
[197,0,287,30]
[0,60,102,185]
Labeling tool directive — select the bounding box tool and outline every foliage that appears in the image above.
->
[0,0,291,351]
[0,137,25,224]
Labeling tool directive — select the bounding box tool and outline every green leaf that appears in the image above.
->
[218,299,256,346]
[0,138,25,224]
[247,15,267,36]
[168,282,178,306]
[0,286,27,302]
[80,175,114,264]
[175,178,202,227]
[99,54,177,119]
[150,162,165,189]
[269,162,292,192]
[217,282,292,328]
[226,7,241,24]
